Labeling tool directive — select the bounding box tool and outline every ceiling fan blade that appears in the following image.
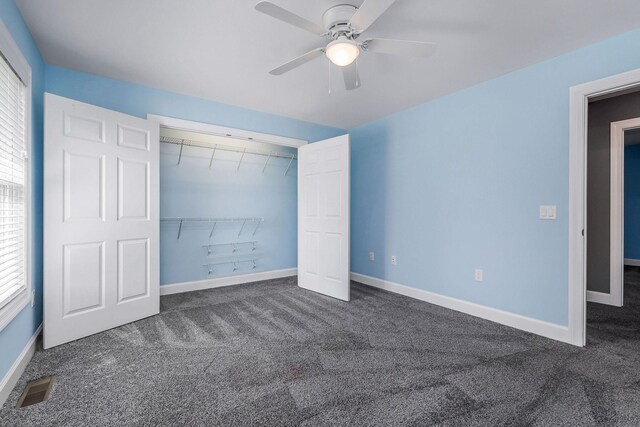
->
[349,0,397,32]
[269,48,325,75]
[255,2,325,35]
[363,38,437,57]
[342,62,361,90]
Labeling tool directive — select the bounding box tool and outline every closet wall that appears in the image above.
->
[159,129,299,284]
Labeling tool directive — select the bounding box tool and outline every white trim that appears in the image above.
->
[0,18,33,333]
[351,273,573,344]
[160,268,297,296]
[624,258,640,266]
[610,118,640,307]
[0,19,31,85]
[0,325,41,408]
[569,68,640,347]
[586,290,619,305]
[146,114,308,148]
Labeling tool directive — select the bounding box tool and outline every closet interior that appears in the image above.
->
[158,127,299,285]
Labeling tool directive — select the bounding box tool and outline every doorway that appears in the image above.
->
[569,69,640,346]
[586,93,640,308]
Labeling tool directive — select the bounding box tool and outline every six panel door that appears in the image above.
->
[43,93,159,348]
[298,134,350,301]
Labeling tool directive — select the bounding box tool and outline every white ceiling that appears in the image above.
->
[16,0,640,129]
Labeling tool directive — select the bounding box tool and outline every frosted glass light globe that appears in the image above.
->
[325,37,360,67]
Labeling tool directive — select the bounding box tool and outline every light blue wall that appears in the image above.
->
[625,144,640,260]
[0,2,45,384]
[350,28,640,327]
[45,66,343,143]
[45,66,345,286]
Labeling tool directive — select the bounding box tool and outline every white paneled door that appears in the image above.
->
[44,94,159,348]
[298,134,350,301]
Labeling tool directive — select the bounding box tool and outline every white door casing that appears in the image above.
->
[298,134,350,301]
[606,117,640,307]
[44,93,159,348]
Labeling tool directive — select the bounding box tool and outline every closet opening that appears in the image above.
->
[154,118,305,291]
[151,115,350,302]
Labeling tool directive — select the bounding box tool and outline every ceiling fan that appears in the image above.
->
[255,0,436,90]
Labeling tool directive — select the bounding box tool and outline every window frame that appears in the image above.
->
[0,19,32,332]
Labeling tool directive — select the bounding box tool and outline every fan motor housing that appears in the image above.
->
[322,4,357,32]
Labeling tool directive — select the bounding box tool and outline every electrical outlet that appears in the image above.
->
[369,252,375,262]
[31,290,35,307]
[391,255,397,265]
[474,269,483,282]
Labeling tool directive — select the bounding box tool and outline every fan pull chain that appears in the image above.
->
[328,61,333,95]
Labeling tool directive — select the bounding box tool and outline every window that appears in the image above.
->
[0,20,31,332]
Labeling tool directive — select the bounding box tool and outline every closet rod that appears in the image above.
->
[160,136,298,161]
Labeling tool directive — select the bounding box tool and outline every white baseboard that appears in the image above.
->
[0,325,41,408]
[350,272,573,345]
[586,290,621,306]
[160,268,298,296]
[624,258,640,266]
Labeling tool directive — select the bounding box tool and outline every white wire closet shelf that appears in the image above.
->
[202,241,258,255]
[161,217,263,240]
[160,135,297,175]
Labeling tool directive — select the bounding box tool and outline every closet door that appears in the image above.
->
[298,134,350,301]
[43,93,159,348]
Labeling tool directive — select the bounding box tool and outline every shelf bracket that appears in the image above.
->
[208,221,217,239]
[177,218,183,240]
[238,220,247,238]
[252,220,261,236]
[208,145,217,169]
[262,152,272,174]
[237,148,247,172]
[284,153,295,176]
[177,139,185,165]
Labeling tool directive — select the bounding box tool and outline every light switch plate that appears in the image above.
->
[539,205,557,220]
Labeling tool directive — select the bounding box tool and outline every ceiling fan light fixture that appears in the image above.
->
[325,37,360,67]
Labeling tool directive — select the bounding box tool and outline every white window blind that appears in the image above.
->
[0,52,26,311]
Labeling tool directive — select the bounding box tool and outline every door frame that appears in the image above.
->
[147,115,308,148]
[604,117,640,307]
[569,68,640,347]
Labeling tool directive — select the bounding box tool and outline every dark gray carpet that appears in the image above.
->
[2,273,640,426]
